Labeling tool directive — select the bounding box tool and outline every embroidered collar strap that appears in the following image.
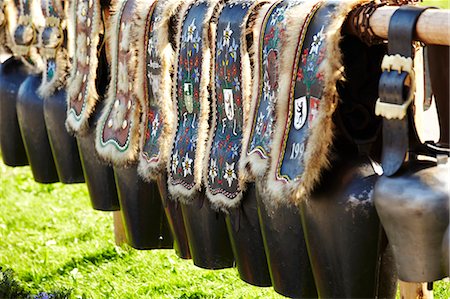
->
[11,0,42,69]
[137,0,183,181]
[241,0,320,180]
[166,0,222,202]
[95,0,150,165]
[204,0,267,210]
[242,0,373,206]
[37,0,67,98]
[376,6,431,176]
[65,0,103,134]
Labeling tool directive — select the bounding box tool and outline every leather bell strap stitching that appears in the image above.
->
[377,6,432,176]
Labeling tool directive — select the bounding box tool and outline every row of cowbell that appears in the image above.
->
[0,0,448,297]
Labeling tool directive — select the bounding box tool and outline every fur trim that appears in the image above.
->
[166,0,222,202]
[251,0,372,207]
[95,0,148,166]
[239,1,273,182]
[262,0,323,207]
[137,0,182,181]
[204,0,268,211]
[65,0,102,135]
[0,0,12,54]
[292,0,371,204]
[38,47,69,98]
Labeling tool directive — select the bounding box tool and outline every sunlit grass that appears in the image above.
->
[0,160,285,298]
[422,0,450,8]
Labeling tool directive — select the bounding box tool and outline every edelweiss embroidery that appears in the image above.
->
[247,0,289,159]
[169,2,208,190]
[277,5,328,182]
[142,2,162,164]
[207,1,251,199]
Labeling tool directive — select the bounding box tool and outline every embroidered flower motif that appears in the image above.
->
[209,158,218,183]
[266,90,276,115]
[223,162,237,187]
[151,115,159,137]
[232,77,240,92]
[182,152,193,177]
[192,68,200,83]
[171,151,179,174]
[266,120,273,137]
[263,80,270,100]
[228,38,238,62]
[310,26,324,55]
[223,22,233,48]
[187,18,196,43]
[270,7,285,26]
[255,112,265,135]
[230,144,239,159]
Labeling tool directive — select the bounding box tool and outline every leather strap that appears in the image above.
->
[377,6,429,176]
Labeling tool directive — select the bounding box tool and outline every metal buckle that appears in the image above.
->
[375,54,416,120]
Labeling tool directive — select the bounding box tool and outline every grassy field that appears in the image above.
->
[0,160,287,298]
[422,0,449,8]
[0,159,449,298]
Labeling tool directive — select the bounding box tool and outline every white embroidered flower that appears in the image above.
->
[182,152,193,177]
[233,77,240,92]
[263,80,270,98]
[171,151,179,174]
[230,144,239,159]
[151,115,160,137]
[265,119,273,137]
[193,68,200,83]
[266,90,276,115]
[209,159,218,183]
[223,162,237,187]
[255,112,265,135]
[270,7,285,26]
[310,26,325,55]
[223,22,233,48]
[187,18,196,43]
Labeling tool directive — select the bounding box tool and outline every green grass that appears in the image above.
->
[0,160,448,298]
[0,160,285,298]
[422,0,450,8]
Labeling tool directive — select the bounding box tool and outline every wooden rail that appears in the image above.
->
[349,6,450,46]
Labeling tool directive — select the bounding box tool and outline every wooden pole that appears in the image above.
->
[113,211,127,246]
[349,6,450,46]
[399,281,434,299]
